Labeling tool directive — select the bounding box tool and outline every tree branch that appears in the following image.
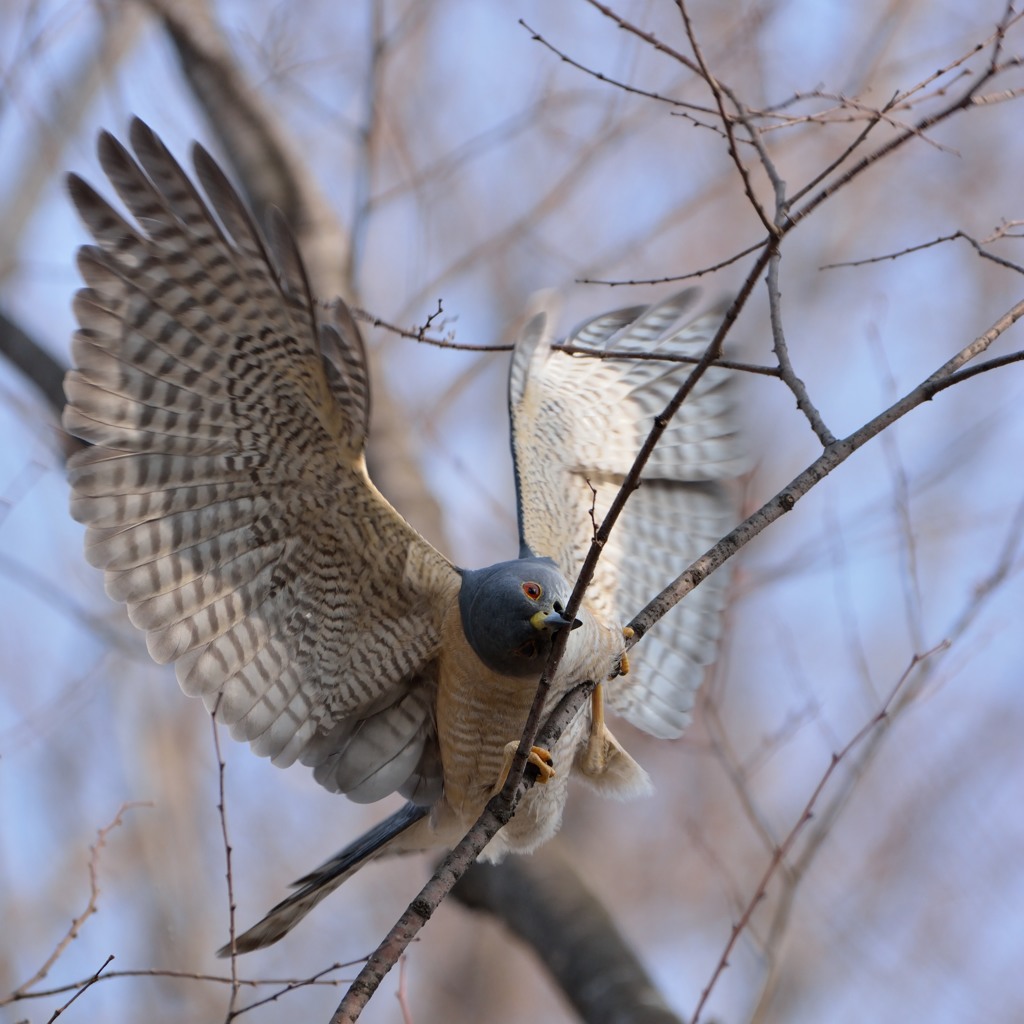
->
[629,294,1024,644]
[453,848,685,1024]
[329,681,598,1022]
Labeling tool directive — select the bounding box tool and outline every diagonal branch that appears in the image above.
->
[766,254,836,445]
[691,643,947,1023]
[325,291,1024,1020]
[329,680,597,1023]
[628,295,1024,644]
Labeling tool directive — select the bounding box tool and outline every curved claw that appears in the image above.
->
[526,745,555,784]
[495,742,556,794]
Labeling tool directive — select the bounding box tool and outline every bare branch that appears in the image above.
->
[629,295,1024,644]
[519,17,721,125]
[10,804,146,1001]
[766,254,836,445]
[45,954,114,1023]
[578,239,765,286]
[676,0,777,235]
[209,705,240,1019]
[5,965,353,1004]
[584,0,702,76]
[785,5,1023,233]
[229,963,355,1019]
[329,680,597,1020]
[821,227,1024,277]
[353,301,506,352]
[453,849,685,1024]
[691,643,948,1024]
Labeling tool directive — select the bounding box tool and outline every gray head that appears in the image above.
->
[459,558,580,677]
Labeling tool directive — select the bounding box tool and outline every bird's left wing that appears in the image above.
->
[63,119,460,804]
[509,291,744,738]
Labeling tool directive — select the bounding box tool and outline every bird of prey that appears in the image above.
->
[62,119,743,954]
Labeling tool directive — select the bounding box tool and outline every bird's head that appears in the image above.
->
[458,558,581,677]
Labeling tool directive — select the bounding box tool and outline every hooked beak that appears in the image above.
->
[530,608,583,634]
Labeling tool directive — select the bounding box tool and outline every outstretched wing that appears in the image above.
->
[509,290,744,738]
[63,118,460,804]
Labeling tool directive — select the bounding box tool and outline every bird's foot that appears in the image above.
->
[494,742,555,794]
[576,723,652,797]
[583,683,609,776]
[526,745,555,783]
[578,684,651,797]
[616,626,634,676]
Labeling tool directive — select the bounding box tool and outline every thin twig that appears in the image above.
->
[209,704,240,1020]
[554,343,780,377]
[628,295,1024,643]
[784,4,1021,236]
[45,954,114,1023]
[6,965,354,1004]
[676,0,776,235]
[766,253,836,445]
[352,302,495,351]
[230,963,355,1018]
[585,0,701,76]
[519,17,720,121]
[821,228,1024,277]
[690,643,949,1024]
[10,804,146,1001]
[578,239,765,287]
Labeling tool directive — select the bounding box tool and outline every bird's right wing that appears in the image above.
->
[509,291,745,739]
[63,119,460,804]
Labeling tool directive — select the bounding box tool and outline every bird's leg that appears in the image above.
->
[582,683,609,776]
[617,625,634,677]
[583,625,634,775]
[577,673,650,796]
[494,742,555,794]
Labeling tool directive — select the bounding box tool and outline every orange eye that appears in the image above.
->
[522,581,542,601]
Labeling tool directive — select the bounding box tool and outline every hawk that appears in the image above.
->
[62,119,743,954]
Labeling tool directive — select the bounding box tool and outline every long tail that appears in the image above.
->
[218,803,428,955]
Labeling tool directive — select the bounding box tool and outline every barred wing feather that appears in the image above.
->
[509,290,743,738]
[63,119,458,804]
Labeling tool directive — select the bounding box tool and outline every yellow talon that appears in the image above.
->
[582,684,607,775]
[495,742,556,793]
[616,626,634,675]
[527,745,555,784]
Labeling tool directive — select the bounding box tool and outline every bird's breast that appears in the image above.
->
[432,601,625,842]
[435,626,540,820]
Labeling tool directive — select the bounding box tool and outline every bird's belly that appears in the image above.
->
[434,652,540,823]
[439,693,533,816]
